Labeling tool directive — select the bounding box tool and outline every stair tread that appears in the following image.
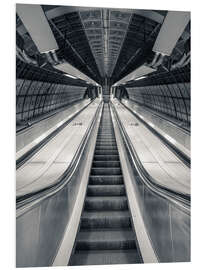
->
[88,184,124,188]
[77,229,135,242]
[86,196,127,200]
[90,175,123,178]
[82,210,130,218]
[69,249,141,265]
[87,185,125,195]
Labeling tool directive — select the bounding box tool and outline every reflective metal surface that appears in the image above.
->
[111,101,190,262]
[16,102,102,267]
[135,175,190,262]
[112,99,190,195]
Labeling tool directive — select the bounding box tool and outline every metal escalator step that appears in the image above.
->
[96,140,116,144]
[84,196,128,210]
[69,249,141,265]
[75,229,136,250]
[91,167,122,175]
[92,161,120,168]
[94,150,119,155]
[96,136,115,139]
[96,143,117,147]
[93,155,119,161]
[95,145,117,150]
[89,175,123,185]
[87,185,125,196]
[81,210,131,229]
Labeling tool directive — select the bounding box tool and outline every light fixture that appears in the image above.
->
[134,76,147,81]
[64,73,77,79]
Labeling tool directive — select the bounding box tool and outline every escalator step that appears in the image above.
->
[92,161,120,168]
[84,196,128,210]
[69,249,141,266]
[95,145,117,150]
[89,175,124,185]
[87,185,125,196]
[91,168,122,175]
[94,150,119,155]
[81,210,131,229]
[75,229,136,250]
[96,143,117,147]
[93,155,120,161]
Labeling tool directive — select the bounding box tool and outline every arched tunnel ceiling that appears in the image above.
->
[16,5,191,129]
[16,5,190,86]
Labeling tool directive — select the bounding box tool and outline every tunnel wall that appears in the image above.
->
[125,82,190,126]
[16,78,87,124]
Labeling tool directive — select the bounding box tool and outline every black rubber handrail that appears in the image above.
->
[16,99,94,170]
[111,102,190,211]
[16,102,102,210]
[120,101,190,168]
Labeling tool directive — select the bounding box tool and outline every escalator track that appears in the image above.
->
[69,102,142,266]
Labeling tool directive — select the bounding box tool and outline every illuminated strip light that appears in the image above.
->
[34,134,46,144]
[114,65,155,86]
[56,121,64,128]
[55,63,99,86]
[64,74,78,79]
[148,121,155,128]
[134,76,147,81]
[147,119,176,144]
[164,134,176,144]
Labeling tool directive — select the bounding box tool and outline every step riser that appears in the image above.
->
[95,146,118,151]
[85,199,128,211]
[75,240,136,251]
[97,138,115,141]
[87,186,125,196]
[69,250,141,266]
[97,135,115,137]
[89,176,123,184]
[91,168,122,175]
[96,137,116,140]
[94,151,119,155]
[93,156,120,161]
[81,217,131,229]
[92,161,120,168]
[96,144,117,147]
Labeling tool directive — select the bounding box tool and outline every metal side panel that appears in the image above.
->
[110,103,190,263]
[52,102,103,266]
[110,105,158,263]
[16,102,103,267]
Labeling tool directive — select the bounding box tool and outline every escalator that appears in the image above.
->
[69,102,142,266]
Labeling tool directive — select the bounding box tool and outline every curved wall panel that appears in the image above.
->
[125,82,190,125]
[16,78,87,123]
